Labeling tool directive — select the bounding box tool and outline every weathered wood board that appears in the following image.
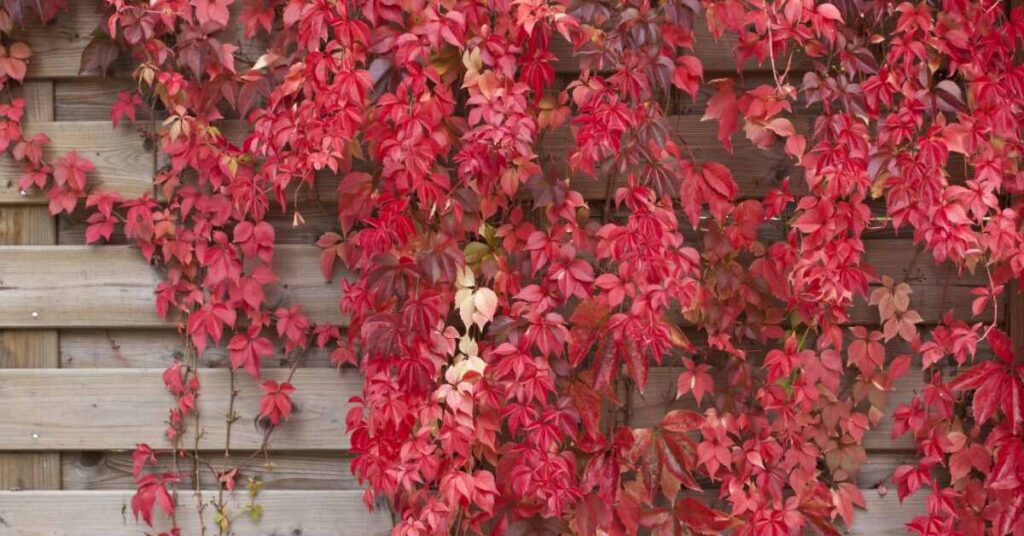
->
[0,361,948,452]
[2,116,797,204]
[0,490,392,535]
[0,245,346,327]
[0,368,361,450]
[0,241,988,328]
[0,121,155,204]
[62,451,359,490]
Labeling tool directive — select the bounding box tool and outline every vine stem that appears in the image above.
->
[185,341,207,536]
[213,366,238,535]
[977,263,1001,343]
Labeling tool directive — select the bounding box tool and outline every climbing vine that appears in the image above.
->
[5,0,1024,534]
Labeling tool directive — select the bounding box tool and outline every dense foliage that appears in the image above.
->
[6,0,1024,533]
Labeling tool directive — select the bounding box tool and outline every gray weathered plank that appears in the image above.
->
[0,362,934,452]
[0,121,155,204]
[59,330,338,369]
[0,368,360,450]
[16,1,119,78]
[0,241,985,328]
[62,451,358,490]
[2,116,799,204]
[0,245,345,327]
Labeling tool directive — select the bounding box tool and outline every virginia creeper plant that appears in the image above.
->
[5,0,1024,533]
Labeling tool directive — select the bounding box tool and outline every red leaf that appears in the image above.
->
[131,473,177,526]
[948,361,1001,391]
[52,150,94,191]
[259,380,295,425]
[661,409,705,433]
[701,79,739,152]
[832,482,865,527]
[111,91,141,127]
[675,497,738,534]
[193,0,232,26]
[227,332,274,379]
[672,56,704,101]
[131,443,156,478]
[988,327,1015,363]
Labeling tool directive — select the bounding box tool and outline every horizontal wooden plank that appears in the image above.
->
[63,451,358,490]
[0,490,391,535]
[4,115,973,207]
[0,368,359,450]
[64,448,909,494]
[0,240,986,329]
[853,491,924,535]
[0,489,911,535]
[60,330,337,368]
[54,78,147,122]
[52,74,783,122]
[0,245,344,327]
[0,121,155,204]
[2,116,796,205]
[20,0,759,79]
[15,1,121,79]
[58,201,340,246]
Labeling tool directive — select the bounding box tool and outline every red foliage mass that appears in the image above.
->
[5,0,1024,533]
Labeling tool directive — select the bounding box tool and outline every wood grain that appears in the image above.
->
[0,490,391,535]
[53,78,145,122]
[0,240,986,328]
[0,368,361,450]
[0,121,155,204]
[59,330,337,369]
[0,207,54,244]
[18,81,55,123]
[0,362,935,452]
[62,451,358,490]
[0,115,798,205]
[61,447,910,493]
[0,332,58,490]
[0,245,346,327]
[0,332,58,371]
[15,0,130,79]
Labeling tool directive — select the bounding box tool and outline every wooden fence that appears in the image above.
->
[0,0,997,534]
